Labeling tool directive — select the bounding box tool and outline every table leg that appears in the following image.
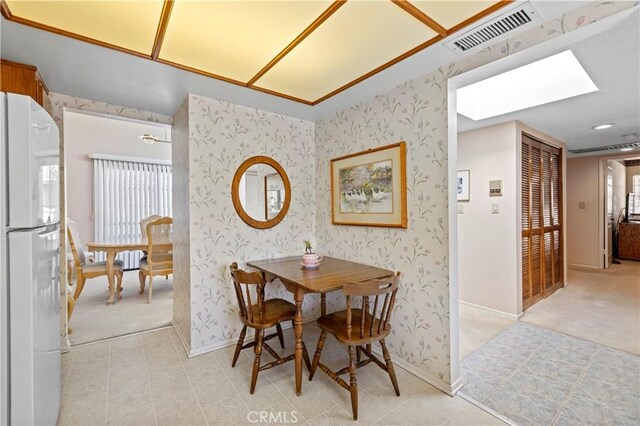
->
[106,249,116,305]
[294,287,304,396]
[320,293,326,316]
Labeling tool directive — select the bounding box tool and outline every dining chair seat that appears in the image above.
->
[82,259,124,274]
[248,298,297,329]
[317,308,391,345]
[139,255,172,271]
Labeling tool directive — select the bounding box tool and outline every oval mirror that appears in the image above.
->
[231,156,291,229]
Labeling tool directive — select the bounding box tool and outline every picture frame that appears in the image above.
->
[330,141,407,228]
[457,170,470,201]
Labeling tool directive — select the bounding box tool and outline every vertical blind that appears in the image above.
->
[93,155,172,269]
[633,175,640,214]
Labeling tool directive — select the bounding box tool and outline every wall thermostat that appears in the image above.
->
[489,180,503,196]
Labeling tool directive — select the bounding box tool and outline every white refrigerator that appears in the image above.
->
[1,93,61,425]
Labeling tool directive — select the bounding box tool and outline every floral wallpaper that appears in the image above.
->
[46,92,173,351]
[183,94,317,349]
[314,0,635,388]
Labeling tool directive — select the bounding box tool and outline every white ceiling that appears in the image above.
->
[458,8,640,152]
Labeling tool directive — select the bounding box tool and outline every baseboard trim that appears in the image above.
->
[180,318,457,396]
[567,263,600,270]
[369,346,456,395]
[171,320,191,357]
[183,316,319,358]
[70,324,173,349]
[459,300,521,320]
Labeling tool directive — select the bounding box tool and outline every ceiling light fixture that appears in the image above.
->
[457,50,598,121]
[590,123,615,130]
[623,133,638,140]
[139,134,171,145]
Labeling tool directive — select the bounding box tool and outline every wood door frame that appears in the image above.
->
[597,153,640,269]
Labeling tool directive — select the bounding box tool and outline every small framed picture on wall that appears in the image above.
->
[457,170,470,201]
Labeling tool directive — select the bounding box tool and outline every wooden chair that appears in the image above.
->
[67,222,123,301]
[229,262,311,394]
[139,217,173,303]
[309,272,401,420]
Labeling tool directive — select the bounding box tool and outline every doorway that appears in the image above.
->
[62,109,173,346]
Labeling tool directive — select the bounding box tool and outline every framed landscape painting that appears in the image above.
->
[330,142,407,228]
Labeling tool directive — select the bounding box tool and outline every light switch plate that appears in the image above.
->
[457,204,464,214]
[492,203,499,214]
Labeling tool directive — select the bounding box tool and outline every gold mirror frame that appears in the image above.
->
[231,156,291,229]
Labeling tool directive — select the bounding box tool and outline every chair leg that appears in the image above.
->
[73,275,86,301]
[309,330,327,380]
[348,345,358,421]
[380,339,400,396]
[250,329,264,394]
[356,346,362,363]
[147,275,154,304]
[138,270,146,294]
[116,272,124,300]
[276,323,285,349]
[232,325,247,367]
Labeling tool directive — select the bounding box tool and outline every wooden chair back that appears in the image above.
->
[229,262,267,326]
[145,217,173,266]
[342,272,401,339]
[67,220,85,267]
[140,214,162,243]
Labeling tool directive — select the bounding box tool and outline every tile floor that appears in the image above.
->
[59,324,504,426]
[460,322,640,426]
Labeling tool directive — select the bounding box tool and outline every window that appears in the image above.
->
[633,174,640,214]
[93,155,172,269]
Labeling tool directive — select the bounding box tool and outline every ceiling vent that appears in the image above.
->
[569,142,640,155]
[445,2,540,55]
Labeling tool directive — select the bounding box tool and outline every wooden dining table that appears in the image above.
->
[247,256,394,396]
[86,241,150,304]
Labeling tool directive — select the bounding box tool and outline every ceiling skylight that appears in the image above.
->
[457,50,598,121]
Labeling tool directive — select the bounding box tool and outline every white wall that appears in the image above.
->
[458,122,519,315]
[566,156,601,268]
[63,110,171,244]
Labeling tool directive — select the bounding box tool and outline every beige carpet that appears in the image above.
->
[460,260,640,359]
[69,270,173,346]
[459,303,515,360]
[522,260,640,355]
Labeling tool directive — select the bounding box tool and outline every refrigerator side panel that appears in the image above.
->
[1,92,9,426]
[7,93,59,229]
[8,226,61,426]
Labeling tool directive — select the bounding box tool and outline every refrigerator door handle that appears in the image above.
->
[31,123,51,133]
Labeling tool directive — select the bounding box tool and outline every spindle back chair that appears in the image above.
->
[309,272,401,420]
[229,262,311,394]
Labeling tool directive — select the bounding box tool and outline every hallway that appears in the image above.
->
[522,261,640,355]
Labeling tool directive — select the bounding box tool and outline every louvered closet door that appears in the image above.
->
[522,134,563,310]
